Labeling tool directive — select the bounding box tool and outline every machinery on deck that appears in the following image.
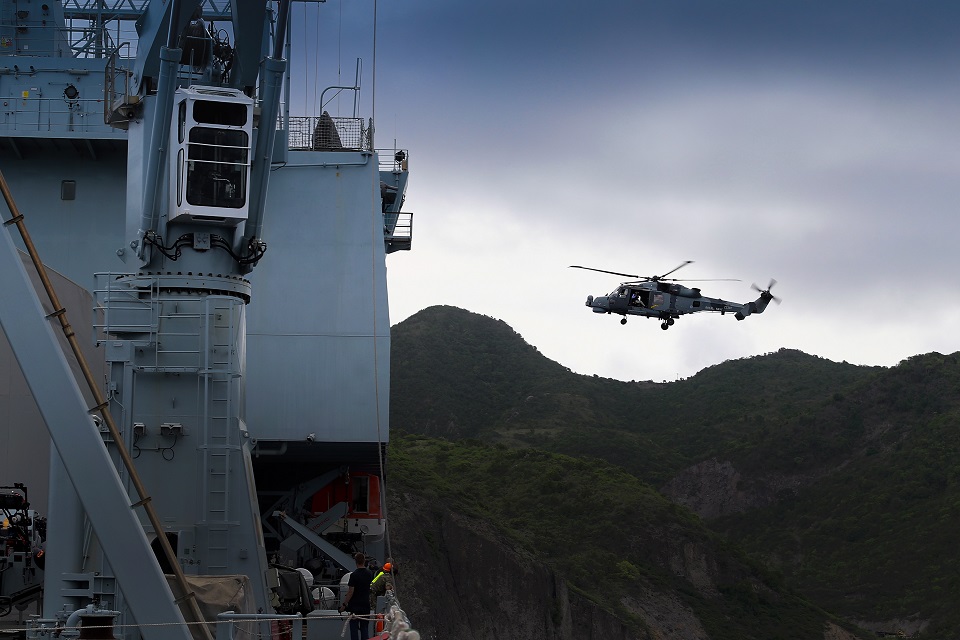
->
[0,485,45,618]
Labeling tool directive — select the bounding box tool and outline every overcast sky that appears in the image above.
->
[293,0,960,382]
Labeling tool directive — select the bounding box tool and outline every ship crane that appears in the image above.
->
[2,0,290,637]
[93,0,292,629]
[0,0,413,636]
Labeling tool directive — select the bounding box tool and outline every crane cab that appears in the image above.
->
[169,86,253,224]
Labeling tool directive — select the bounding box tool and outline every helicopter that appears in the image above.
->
[571,261,779,330]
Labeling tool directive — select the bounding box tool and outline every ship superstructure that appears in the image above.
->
[0,0,412,637]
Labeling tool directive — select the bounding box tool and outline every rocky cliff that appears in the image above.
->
[387,489,651,640]
[385,487,862,640]
[659,458,817,519]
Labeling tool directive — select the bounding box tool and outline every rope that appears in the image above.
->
[1,613,387,634]
[4,608,421,639]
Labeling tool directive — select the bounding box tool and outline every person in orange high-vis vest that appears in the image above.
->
[369,560,396,610]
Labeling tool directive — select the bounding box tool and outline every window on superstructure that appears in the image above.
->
[351,477,369,514]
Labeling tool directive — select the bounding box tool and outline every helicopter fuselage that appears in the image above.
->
[585,281,771,329]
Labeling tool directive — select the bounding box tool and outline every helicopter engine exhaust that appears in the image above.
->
[669,285,701,298]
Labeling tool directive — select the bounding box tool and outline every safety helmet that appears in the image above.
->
[383,562,392,572]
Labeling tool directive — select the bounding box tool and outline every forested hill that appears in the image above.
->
[389,305,960,639]
[391,304,882,484]
[390,305,570,439]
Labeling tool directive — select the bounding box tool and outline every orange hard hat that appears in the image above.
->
[383,562,392,572]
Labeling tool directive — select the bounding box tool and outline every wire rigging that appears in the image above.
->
[303,2,309,116]
[317,1,323,115]
[335,0,342,114]
[371,0,377,148]
[367,0,391,585]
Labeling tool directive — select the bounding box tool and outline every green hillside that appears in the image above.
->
[717,352,960,637]
[390,305,960,638]
[391,305,570,439]
[392,305,880,484]
[389,433,849,640]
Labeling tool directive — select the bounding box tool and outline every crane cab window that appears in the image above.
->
[178,102,186,143]
[193,100,248,126]
[185,128,248,209]
[170,88,253,223]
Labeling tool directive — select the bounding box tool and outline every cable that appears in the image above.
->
[144,232,192,261]
[367,0,392,588]
[304,1,310,116]
[318,1,324,115]
[371,0,377,148]
[210,234,267,265]
[335,0,341,113]
[142,232,265,265]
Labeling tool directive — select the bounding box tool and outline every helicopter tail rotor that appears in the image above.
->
[751,279,781,305]
[736,279,780,320]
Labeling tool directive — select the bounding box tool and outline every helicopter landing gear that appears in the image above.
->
[620,318,627,325]
[660,318,675,330]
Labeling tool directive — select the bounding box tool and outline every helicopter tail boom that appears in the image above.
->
[734,290,774,320]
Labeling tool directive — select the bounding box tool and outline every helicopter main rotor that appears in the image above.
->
[653,260,693,281]
[569,265,639,279]
[570,261,740,284]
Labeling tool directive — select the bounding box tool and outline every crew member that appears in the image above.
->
[338,553,373,640]
[369,559,396,610]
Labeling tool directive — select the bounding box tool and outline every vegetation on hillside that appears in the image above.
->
[391,306,570,439]
[392,305,881,484]
[389,433,845,640]
[390,305,960,638]
[718,353,960,637]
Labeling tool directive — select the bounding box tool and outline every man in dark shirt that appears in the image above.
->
[338,552,373,640]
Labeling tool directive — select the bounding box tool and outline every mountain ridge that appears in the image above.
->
[389,305,960,638]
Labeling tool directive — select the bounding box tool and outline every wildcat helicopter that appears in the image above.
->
[572,261,779,330]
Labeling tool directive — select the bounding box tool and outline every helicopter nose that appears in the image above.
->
[590,296,609,312]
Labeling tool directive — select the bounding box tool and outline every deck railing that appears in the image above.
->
[287,115,370,151]
[0,95,119,135]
